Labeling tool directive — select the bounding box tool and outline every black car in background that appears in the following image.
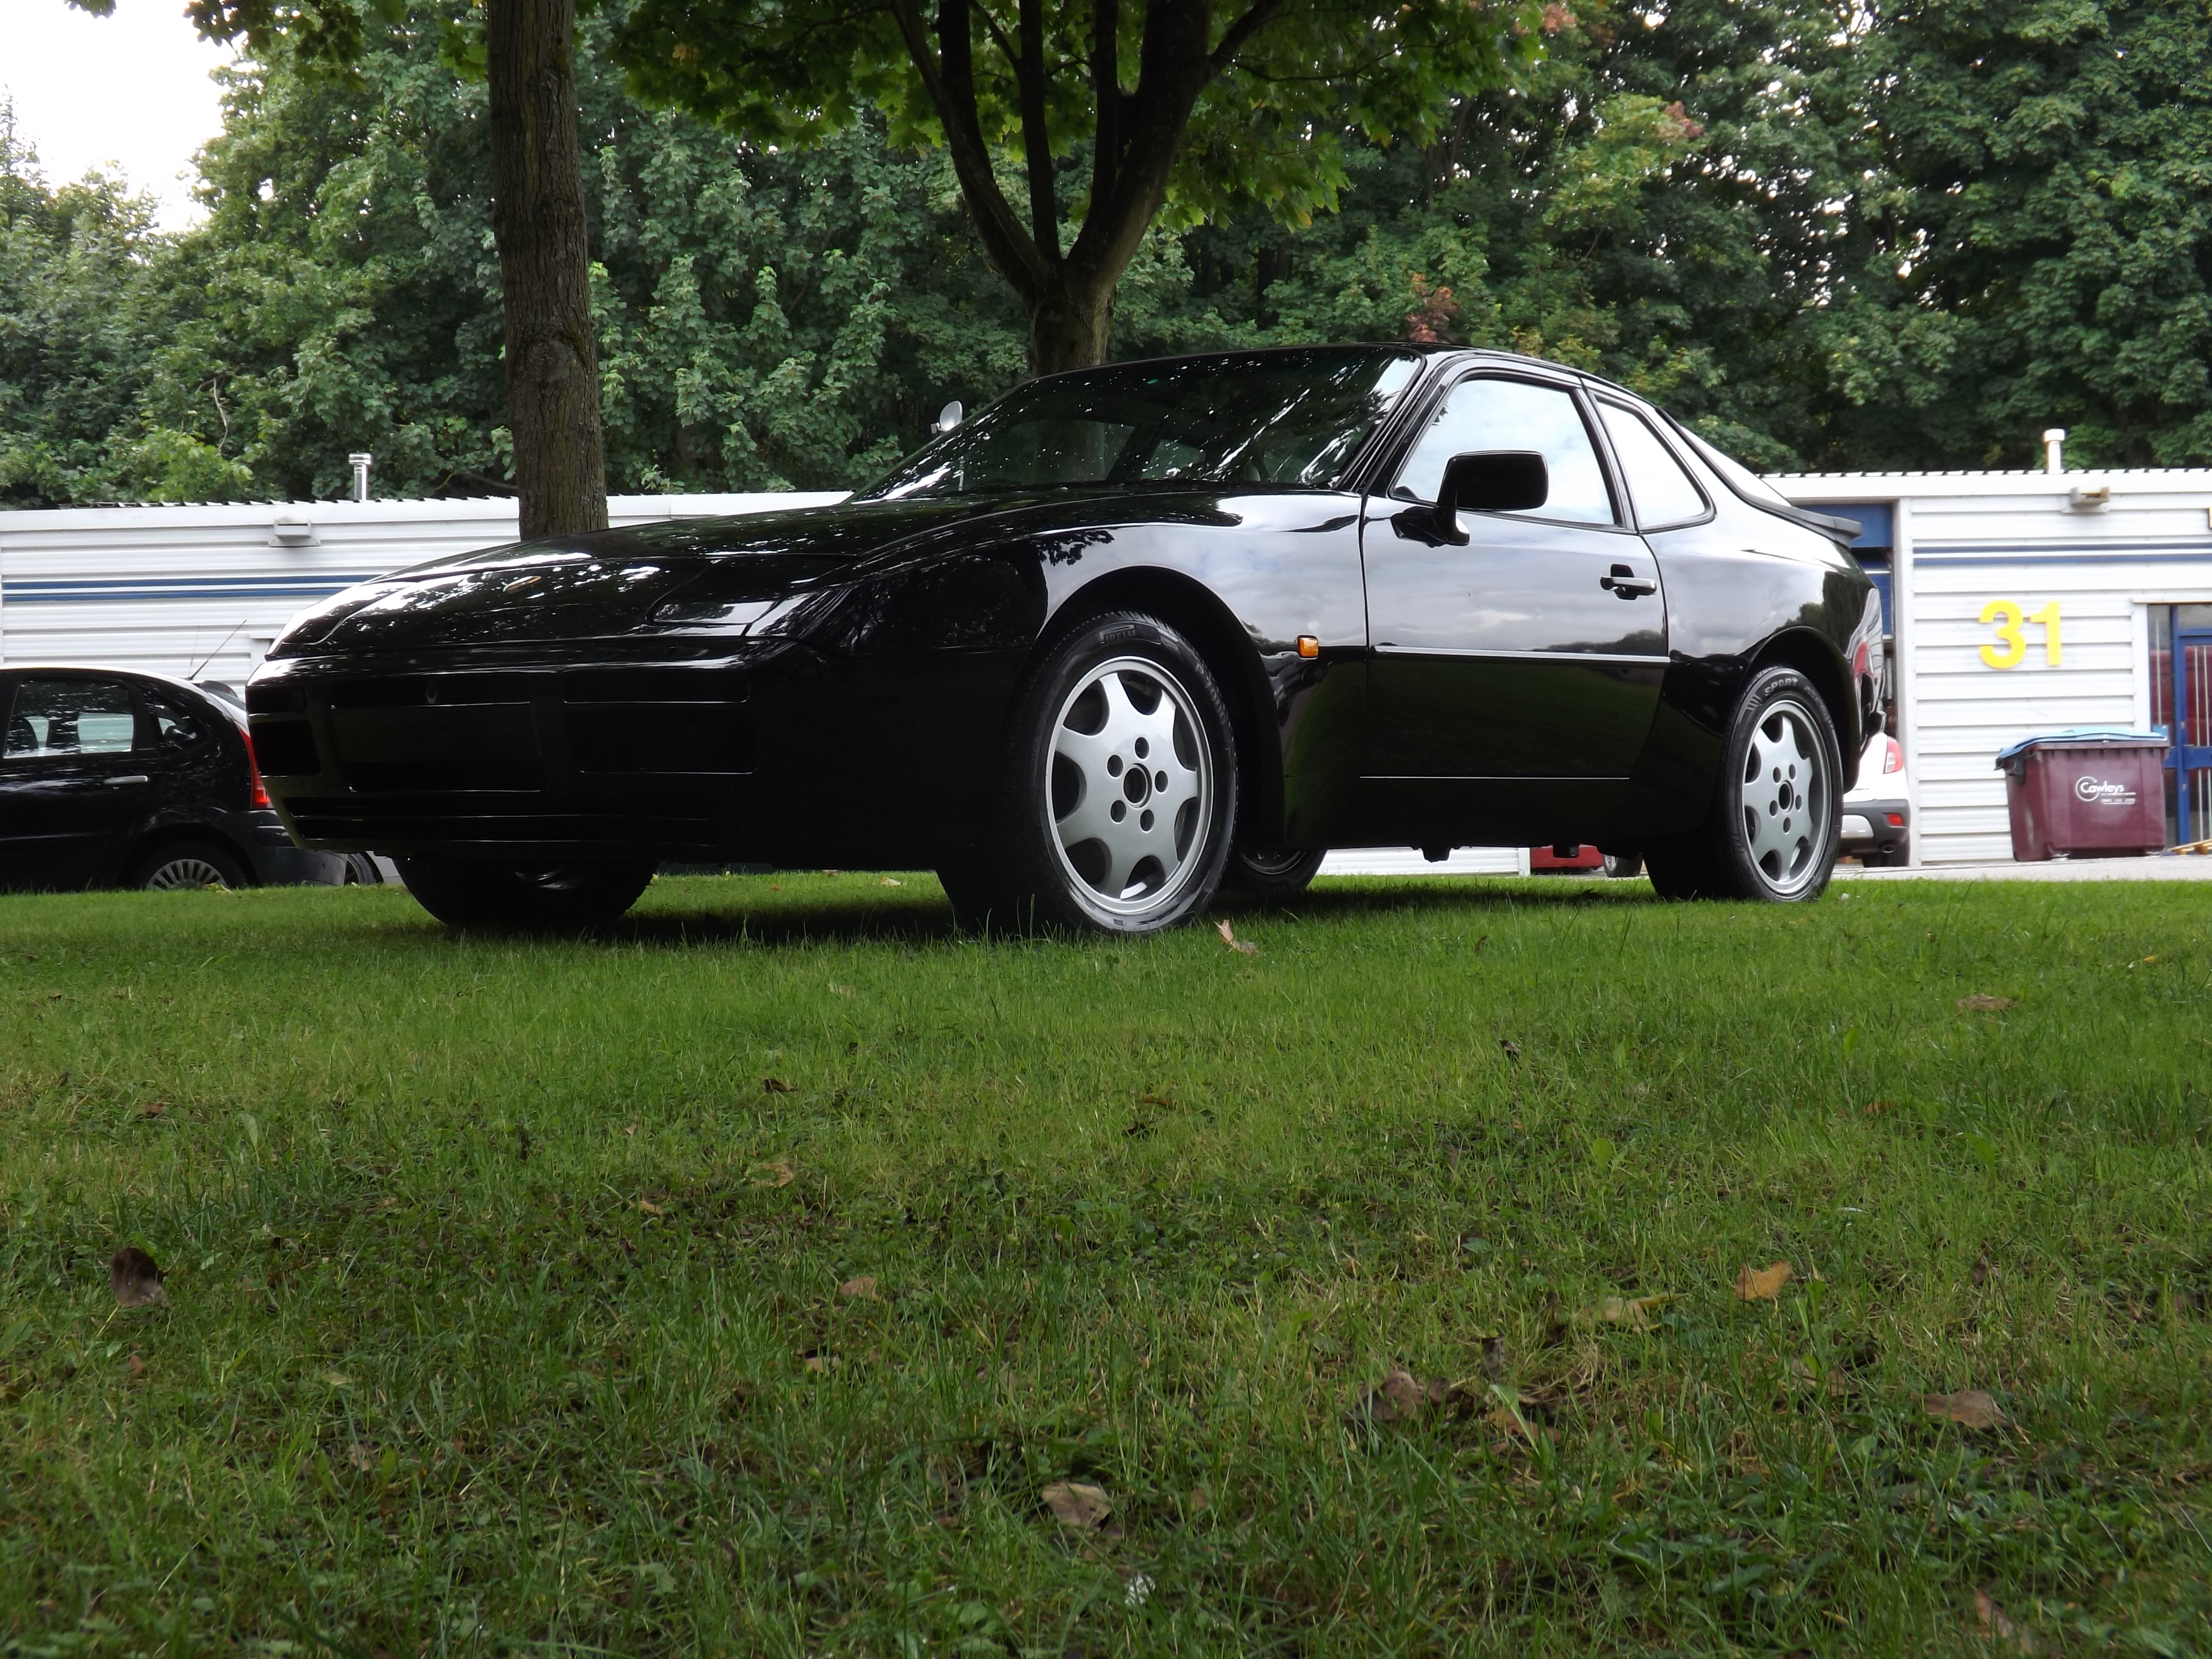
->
[0,668,361,892]
[249,345,1882,933]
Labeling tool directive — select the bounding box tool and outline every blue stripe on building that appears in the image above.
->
[2,574,384,604]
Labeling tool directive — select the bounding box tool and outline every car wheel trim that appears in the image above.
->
[1739,694,1830,896]
[145,857,231,891]
[1048,656,1214,918]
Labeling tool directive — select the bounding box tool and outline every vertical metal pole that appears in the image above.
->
[348,452,372,503]
[1893,495,1921,865]
[2174,612,2191,845]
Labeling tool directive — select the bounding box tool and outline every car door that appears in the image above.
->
[0,674,160,890]
[1359,371,1666,838]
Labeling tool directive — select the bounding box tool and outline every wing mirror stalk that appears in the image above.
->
[1433,450,1549,543]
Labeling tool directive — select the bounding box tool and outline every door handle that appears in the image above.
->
[106,775,151,786]
[1600,565,1656,598]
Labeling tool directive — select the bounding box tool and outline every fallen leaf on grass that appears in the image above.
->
[1139,1092,1175,1110]
[880,876,903,886]
[828,983,855,998]
[1923,1389,2005,1429]
[1972,1253,1992,1287]
[1734,1261,1794,1302]
[125,1354,145,1377]
[346,1441,377,1471]
[322,1371,351,1387]
[751,1160,797,1188]
[1863,1098,1893,1116]
[1215,919,1259,954]
[1499,1038,1522,1061]
[1596,1293,1679,1331]
[1957,994,2016,1013]
[802,1353,837,1373]
[638,1199,665,1217]
[1975,1587,2039,1653]
[135,1101,168,1120]
[1041,1481,1112,1530]
[838,1276,880,1300]
[109,1246,166,1308]
[1480,1334,1507,1379]
[762,1077,796,1094]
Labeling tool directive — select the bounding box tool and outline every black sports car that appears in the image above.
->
[247,346,1880,933]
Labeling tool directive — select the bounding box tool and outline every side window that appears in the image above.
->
[4,678,141,759]
[1391,377,1617,526]
[1597,401,1711,529]
[145,693,213,752]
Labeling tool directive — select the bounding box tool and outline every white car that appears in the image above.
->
[1841,729,1910,866]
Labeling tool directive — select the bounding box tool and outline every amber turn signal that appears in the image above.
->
[1297,635,1320,659]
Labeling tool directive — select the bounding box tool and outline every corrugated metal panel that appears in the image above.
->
[0,493,845,684]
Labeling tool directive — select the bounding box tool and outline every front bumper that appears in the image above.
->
[247,652,764,862]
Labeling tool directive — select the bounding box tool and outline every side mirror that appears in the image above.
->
[1434,450,1548,542]
[933,400,965,435]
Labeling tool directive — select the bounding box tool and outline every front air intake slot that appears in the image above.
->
[566,706,755,774]
[250,719,319,776]
[330,673,542,709]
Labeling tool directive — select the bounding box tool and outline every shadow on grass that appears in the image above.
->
[393,873,1667,952]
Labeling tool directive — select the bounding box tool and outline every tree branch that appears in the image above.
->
[1207,0,1288,76]
[1017,0,1059,257]
[1091,0,1121,206]
[886,0,1048,296]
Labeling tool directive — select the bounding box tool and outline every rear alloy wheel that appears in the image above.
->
[1645,665,1842,902]
[1222,844,1327,894]
[135,842,247,891]
[947,612,1237,935]
[394,855,655,930]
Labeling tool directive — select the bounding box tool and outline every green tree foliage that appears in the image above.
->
[6,0,2211,503]
[1820,0,2212,467]
[614,0,1540,372]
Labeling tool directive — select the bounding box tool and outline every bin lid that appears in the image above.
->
[1993,727,2170,767]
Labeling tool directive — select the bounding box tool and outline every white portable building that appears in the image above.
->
[1780,464,2212,864]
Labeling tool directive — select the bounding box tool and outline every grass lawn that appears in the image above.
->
[2,871,2208,1656]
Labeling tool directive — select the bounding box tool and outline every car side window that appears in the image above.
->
[1597,400,1710,529]
[144,694,212,752]
[1391,377,1617,526]
[4,678,141,759]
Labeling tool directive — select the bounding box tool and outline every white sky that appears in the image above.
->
[0,0,235,229]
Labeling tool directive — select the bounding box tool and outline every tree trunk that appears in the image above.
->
[486,0,608,538]
[1026,272,1116,376]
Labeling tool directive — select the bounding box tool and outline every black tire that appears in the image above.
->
[950,610,1238,935]
[1221,844,1327,894]
[133,841,249,891]
[394,854,655,929]
[1644,665,1842,902]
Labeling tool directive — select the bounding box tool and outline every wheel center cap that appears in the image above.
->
[1123,762,1151,805]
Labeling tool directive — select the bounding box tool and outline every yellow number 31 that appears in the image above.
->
[1980,599,2062,669]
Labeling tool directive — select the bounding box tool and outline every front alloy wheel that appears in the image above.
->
[943,611,1237,935]
[1049,657,1213,917]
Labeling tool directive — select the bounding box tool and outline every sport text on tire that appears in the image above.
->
[136,843,247,891]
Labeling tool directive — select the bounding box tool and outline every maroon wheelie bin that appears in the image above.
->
[1995,729,2169,860]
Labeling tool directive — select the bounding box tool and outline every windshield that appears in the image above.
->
[859,349,1421,500]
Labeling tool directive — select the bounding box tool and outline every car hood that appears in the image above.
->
[268,497,1004,657]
